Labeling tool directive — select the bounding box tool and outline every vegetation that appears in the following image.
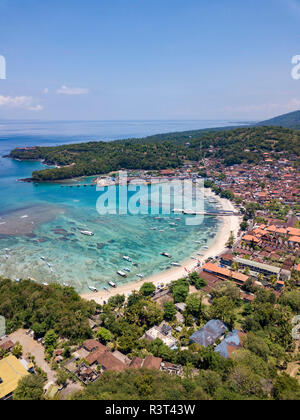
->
[0,278,97,342]
[9,126,300,181]
[14,374,46,401]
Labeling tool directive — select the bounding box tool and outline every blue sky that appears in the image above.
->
[0,0,300,120]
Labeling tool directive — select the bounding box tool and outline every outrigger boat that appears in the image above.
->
[161,252,172,258]
[117,270,127,278]
[88,286,98,292]
[80,230,94,236]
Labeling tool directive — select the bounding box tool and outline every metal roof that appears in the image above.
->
[214,330,242,359]
[234,257,281,274]
[190,320,228,348]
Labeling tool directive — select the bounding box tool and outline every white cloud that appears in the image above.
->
[0,95,43,111]
[42,88,49,94]
[57,85,89,95]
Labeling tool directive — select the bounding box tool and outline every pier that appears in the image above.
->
[172,209,240,216]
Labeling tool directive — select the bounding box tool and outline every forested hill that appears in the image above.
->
[256,110,300,130]
[8,126,300,181]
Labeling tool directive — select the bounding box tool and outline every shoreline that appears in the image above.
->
[81,189,241,305]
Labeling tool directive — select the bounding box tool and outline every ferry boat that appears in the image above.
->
[80,230,94,236]
[117,270,127,278]
[88,285,98,292]
[108,281,117,288]
[161,252,172,258]
[123,256,132,262]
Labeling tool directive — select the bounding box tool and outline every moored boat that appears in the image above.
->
[80,230,94,236]
[161,252,172,258]
[88,285,98,292]
[117,270,127,278]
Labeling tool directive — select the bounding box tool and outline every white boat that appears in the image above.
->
[117,270,127,278]
[136,274,143,278]
[171,262,181,267]
[88,286,98,292]
[150,227,157,230]
[108,281,116,288]
[169,223,176,226]
[123,256,132,262]
[191,256,197,260]
[80,230,94,236]
[124,268,131,272]
[158,230,165,232]
[15,278,20,283]
[63,283,69,287]
[194,241,202,244]
[161,252,172,258]
[103,286,109,291]
[42,282,49,287]
[40,256,46,261]
[203,246,209,249]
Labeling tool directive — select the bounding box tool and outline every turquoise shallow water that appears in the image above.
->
[0,120,226,293]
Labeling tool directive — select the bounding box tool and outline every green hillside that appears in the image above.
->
[256,110,300,130]
[8,126,300,181]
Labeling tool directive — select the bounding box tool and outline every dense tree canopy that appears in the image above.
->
[9,126,300,181]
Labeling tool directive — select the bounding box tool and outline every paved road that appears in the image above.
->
[9,329,56,382]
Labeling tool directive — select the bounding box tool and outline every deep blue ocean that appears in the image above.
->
[0,120,240,293]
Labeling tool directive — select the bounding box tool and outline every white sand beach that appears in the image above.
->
[81,189,241,305]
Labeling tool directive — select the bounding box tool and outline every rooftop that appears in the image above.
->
[0,355,30,400]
